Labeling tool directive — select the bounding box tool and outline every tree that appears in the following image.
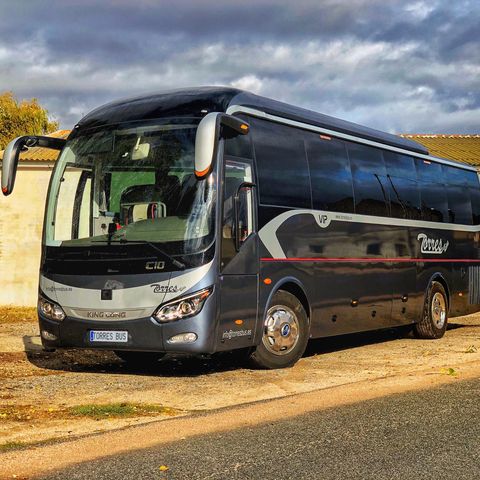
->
[0,91,59,149]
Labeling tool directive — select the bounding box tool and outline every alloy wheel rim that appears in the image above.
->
[431,292,446,329]
[262,305,300,356]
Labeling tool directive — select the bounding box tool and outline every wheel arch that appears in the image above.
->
[265,277,311,324]
[426,272,451,310]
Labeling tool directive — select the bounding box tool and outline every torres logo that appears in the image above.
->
[417,233,449,254]
[151,284,186,294]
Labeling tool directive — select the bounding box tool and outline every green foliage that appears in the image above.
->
[69,403,177,419]
[0,440,26,452]
[0,91,59,149]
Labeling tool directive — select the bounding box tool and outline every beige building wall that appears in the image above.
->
[0,163,54,306]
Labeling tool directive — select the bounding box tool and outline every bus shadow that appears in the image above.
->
[22,335,249,377]
[304,327,408,357]
[304,321,465,357]
[23,322,471,375]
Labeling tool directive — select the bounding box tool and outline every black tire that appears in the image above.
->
[114,351,165,365]
[249,290,309,369]
[414,281,448,339]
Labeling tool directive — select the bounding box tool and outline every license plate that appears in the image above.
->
[89,330,128,343]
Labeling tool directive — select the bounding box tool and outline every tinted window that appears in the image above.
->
[471,187,480,224]
[441,165,476,225]
[383,151,417,179]
[347,142,389,216]
[305,135,354,213]
[224,115,253,158]
[416,159,448,222]
[446,184,473,224]
[383,151,420,219]
[250,118,311,208]
[465,171,480,188]
[416,158,444,183]
[419,182,448,222]
[387,176,422,220]
[464,171,480,224]
[442,164,477,186]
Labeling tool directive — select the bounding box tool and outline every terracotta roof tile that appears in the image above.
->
[0,130,70,162]
[400,134,480,166]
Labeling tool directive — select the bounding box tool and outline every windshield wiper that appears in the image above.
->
[92,238,185,270]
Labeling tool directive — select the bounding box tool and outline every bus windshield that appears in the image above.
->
[45,118,216,257]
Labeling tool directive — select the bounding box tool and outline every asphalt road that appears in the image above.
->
[41,378,480,480]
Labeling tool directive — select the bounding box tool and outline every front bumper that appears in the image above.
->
[39,295,217,354]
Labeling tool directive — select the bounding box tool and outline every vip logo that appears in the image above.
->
[317,213,331,228]
[145,261,165,271]
[417,233,449,254]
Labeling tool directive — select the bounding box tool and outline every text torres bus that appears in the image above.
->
[3,87,480,368]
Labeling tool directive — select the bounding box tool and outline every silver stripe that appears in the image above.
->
[258,209,480,259]
[40,261,213,313]
[226,105,478,173]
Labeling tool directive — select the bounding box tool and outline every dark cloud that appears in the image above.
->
[0,0,478,132]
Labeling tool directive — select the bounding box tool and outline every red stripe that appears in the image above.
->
[260,257,480,263]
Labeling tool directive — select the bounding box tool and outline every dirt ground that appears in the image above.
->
[0,307,479,449]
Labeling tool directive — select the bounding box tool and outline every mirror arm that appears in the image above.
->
[2,135,67,196]
[27,135,66,150]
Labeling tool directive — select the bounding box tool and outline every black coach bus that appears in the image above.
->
[3,87,480,369]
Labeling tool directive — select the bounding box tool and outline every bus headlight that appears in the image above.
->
[38,295,66,321]
[153,287,212,323]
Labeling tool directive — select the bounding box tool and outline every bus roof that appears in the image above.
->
[76,86,428,155]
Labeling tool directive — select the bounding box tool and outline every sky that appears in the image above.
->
[0,0,478,133]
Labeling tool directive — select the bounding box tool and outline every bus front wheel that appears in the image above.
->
[414,281,448,339]
[250,290,309,369]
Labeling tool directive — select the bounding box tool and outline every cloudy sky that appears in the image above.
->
[0,0,478,133]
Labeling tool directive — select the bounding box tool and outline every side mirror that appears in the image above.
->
[194,113,249,179]
[1,135,66,196]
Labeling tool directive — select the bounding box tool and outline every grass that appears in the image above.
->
[0,404,181,453]
[0,403,180,422]
[68,403,178,419]
[0,306,37,324]
[0,440,27,452]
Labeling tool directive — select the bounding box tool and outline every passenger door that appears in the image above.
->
[216,158,258,350]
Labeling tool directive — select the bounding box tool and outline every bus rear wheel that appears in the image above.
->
[249,290,309,369]
[414,281,448,339]
[114,351,165,366]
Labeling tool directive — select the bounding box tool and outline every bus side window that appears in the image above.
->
[347,142,389,217]
[250,118,311,208]
[471,187,480,224]
[305,135,354,213]
[416,159,448,222]
[442,165,474,225]
[465,171,480,224]
[445,184,473,224]
[383,151,421,220]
